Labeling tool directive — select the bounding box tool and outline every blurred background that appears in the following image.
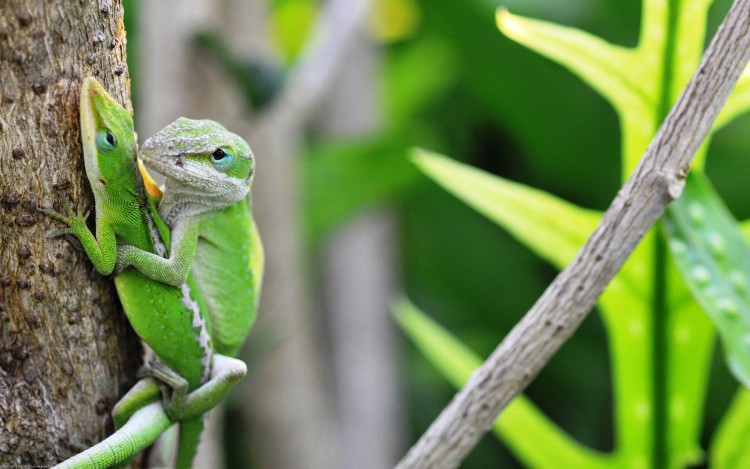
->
[122,0,746,467]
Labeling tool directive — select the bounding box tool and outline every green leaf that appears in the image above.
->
[496,8,657,175]
[270,0,319,63]
[710,388,750,468]
[665,173,750,389]
[411,148,600,271]
[496,8,651,118]
[392,297,611,469]
[496,2,716,178]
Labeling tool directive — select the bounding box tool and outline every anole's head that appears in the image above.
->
[79,77,137,194]
[140,118,254,205]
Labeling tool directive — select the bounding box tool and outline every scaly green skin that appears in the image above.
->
[118,117,263,357]
[44,78,246,469]
[55,355,247,469]
[55,403,171,469]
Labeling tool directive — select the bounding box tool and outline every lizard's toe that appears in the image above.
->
[45,228,74,239]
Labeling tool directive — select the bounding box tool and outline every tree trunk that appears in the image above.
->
[0,1,140,465]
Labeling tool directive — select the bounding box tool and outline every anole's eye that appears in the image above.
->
[210,148,234,170]
[96,130,117,151]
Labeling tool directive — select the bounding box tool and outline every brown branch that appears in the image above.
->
[395,0,750,467]
[0,1,141,464]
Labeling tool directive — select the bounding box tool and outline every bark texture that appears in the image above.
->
[396,0,750,466]
[0,1,140,465]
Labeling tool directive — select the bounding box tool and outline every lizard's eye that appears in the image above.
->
[96,130,117,152]
[210,148,234,171]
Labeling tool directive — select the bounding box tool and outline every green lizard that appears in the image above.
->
[43,77,247,468]
[121,116,265,464]
[117,117,264,357]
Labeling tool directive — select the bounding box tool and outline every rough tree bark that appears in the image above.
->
[0,1,140,465]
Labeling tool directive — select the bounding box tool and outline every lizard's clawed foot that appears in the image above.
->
[134,358,244,422]
[37,193,90,233]
[138,361,190,420]
[42,227,75,238]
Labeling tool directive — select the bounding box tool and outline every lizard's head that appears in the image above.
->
[141,118,254,206]
[79,77,137,193]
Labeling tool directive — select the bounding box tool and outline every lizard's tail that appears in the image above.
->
[176,416,205,469]
[53,402,171,469]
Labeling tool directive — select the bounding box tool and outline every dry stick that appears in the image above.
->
[395,0,750,467]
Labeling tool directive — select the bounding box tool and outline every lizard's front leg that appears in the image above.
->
[114,218,199,286]
[38,195,117,275]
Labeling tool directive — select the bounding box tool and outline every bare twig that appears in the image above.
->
[395,0,750,467]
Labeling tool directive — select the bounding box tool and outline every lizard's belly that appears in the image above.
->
[115,267,211,390]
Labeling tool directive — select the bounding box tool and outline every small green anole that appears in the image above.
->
[118,117,264,357]
[43,78,247,468]
[122,117,265,464]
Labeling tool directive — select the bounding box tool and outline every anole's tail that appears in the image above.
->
[176,416,205,469]
[53,402,170,469]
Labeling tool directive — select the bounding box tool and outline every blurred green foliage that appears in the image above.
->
[270,0,318,62]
